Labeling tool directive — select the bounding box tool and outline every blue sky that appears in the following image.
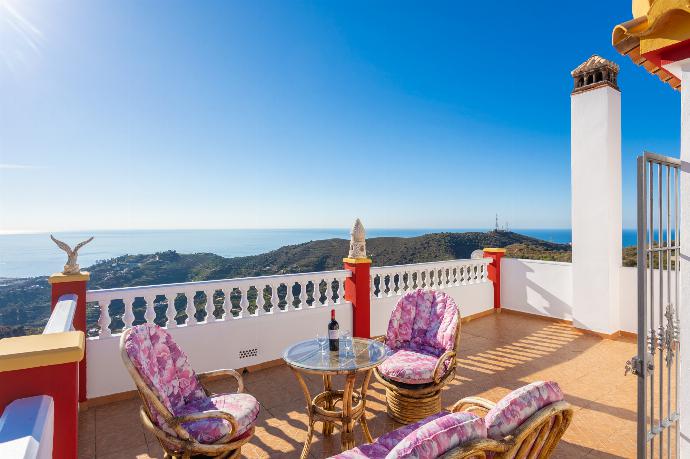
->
[0,0,680,233]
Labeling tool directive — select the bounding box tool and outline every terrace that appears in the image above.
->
[77,312,637,459]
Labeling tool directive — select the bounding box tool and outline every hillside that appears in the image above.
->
[0,231,570,337]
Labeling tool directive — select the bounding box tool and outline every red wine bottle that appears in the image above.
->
[328,308,339,351]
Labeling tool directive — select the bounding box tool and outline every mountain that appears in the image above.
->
[0,231,570,337]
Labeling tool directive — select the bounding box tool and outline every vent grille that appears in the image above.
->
[239,348,258,359]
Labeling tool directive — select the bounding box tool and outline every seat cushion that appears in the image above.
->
[378,349,440,384]
[376,411,450,450]
[484,381,564,440]
[330,442,390,459]
[329,411,449,459]
[175,393,260,444]
[385,412,487,459]
[386,290,459,355]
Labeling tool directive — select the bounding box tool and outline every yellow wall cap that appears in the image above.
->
[48,271,90,284]
[483,248,507,253]
[0,331,85,372]
[343,257,372,264]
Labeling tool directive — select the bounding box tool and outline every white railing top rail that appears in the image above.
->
[86,269,351,297]
[370,258,490,274]
[0,396,54,459]
[43,294,77,334]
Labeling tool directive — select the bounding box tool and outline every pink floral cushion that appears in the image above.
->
[376,411,449,450]
[386,290,459,355]
[124,324,260,443]
[330,442,390,459]
[329,412,483,459]
[386,412,486,459]
[377,349,440,384]
[175,393,260,443]
[484,381,564,440]
[124,324,206,421]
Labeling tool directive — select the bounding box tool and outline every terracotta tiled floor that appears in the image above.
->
[78,312,638,458]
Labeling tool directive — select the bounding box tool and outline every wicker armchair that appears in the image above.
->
[448,381,573,458]
[330,381,572,459]
[374,289,461,423]
[120,324,260,459]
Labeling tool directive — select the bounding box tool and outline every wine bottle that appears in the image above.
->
[328,308,339,351]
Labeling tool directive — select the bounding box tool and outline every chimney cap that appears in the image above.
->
[571,55,620,94]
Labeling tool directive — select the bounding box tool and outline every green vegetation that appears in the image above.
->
[0,231,572,337]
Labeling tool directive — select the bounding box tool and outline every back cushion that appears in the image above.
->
[484,381,564,440]
[125,323,206,413]
[386,290,458,354]
[385,412,486,459]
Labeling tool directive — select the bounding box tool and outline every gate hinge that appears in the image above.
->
[625,356,651,377]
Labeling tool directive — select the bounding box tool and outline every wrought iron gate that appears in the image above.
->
[629,152,681,458]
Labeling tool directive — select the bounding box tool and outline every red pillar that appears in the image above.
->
[483,248,506,310]
[48,272,90,402]
[0,362,79,459]
[343,258,372,338]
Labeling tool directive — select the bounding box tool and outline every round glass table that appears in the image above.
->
[283,337,390,458]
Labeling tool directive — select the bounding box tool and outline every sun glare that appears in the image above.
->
[0,0,43,74]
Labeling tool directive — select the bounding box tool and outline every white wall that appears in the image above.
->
[500,258,638,334]
[87,303,352,398]
[369,282,493,337]
[501,258,573,321]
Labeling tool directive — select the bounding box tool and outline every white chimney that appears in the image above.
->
[570,55,622,334]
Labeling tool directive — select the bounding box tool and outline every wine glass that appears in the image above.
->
[316,332,327,356]
[342,330,353,355]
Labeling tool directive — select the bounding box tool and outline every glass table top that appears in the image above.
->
[283,337,391,373]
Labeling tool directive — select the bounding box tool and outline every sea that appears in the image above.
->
[0,228,638,279]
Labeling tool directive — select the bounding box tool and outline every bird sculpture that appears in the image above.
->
[50,235,94,275]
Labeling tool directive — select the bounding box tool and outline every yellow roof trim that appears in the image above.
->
[483,248,507,253]
[48,271,90,284]
[343,257,372,264]
[0,331,85,372]
[612,0,690,90]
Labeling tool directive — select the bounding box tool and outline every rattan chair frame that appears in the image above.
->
[120,328,255,459]
[445,397,574,459]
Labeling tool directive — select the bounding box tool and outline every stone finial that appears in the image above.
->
[571,55,620,94]
[50,235,94,275]
[348,218,367,259]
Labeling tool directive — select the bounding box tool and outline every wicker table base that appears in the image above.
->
[290,368,375,459]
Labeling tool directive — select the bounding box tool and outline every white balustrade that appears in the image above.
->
[87,270,351,338]
[370,259,491,299]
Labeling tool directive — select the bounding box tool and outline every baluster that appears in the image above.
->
[299,281,307,309]
[185,291,196,325]
[313,280,322,307]
[285,283,294,310]
[370,274,376,298]
[256,285,265,315]
[205,290,216,322]
[166,294,178,327]
[123,296,135,330]
[239,287,249,316]
[322,280,330,307]
[270,283,279,313]
[98,300,111,337]
[336,278,344,304]
[444,268,451,288]
[144,295,156,324]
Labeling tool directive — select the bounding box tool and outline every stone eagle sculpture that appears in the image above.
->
[50,235,94,275]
